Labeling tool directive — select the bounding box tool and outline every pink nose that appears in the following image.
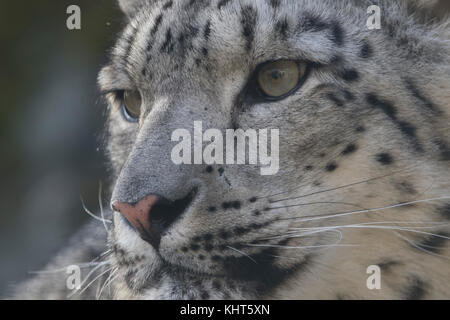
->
[113,195,161,247]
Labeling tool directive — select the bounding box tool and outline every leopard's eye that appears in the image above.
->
[122,90,142,121]
[257,60,306,99]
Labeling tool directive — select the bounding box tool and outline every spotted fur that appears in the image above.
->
[10,0,450,300]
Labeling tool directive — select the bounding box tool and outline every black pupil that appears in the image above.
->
[271,69,283,80]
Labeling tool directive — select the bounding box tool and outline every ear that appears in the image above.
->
[118,0,146,16]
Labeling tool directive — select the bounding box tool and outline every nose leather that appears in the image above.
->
[113,195,161,246]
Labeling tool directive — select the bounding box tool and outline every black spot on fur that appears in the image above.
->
[330,22,344,46]
[253,210,261,216]
[160,28,174,53]
[434,139,450,161]
[206,165,213,173]
[219,230,230,239]
[198,254,205,260]
[341,69,359,82]
[342,90,355,101]
[232,201,241,209]
[366,93,422,152]
[377,259,401,272]
[342,143,358,155]
[222,202,231,209]
[355,125,365,133]
[203,233,214,241]
[204,20,211,40]
[200,291,210,299]
[218,0,232,9]
[151,14,163,36]
[270,0,281,9]
[276,19,289,40]
[326,93,344,107]
[241,6,257,51]
[249,197,257,203]
[208,206,216,212]
[405,79,440,114]
[376,153,393,165]
[326,162,338,172]
[397,121,418,141]
[190,244,200,251]
[162,0,173,10]
[360,40,373,58]
[416,231,449,254]
[234,226,249,236]
[404,276,428,300]
[218,167,224,175]
[204,243,214,251]
[305,165,314,171]
[366,93,397,118]
[397,181,416,194]
[298,14,328,32]
[439,204,450,219]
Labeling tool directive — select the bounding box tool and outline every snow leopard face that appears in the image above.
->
[98,0,450,299]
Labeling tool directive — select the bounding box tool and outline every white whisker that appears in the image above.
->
[97,267,118,300]
[226,246,258,264]
[70,265,113,298]
[289,223,450,240]
[66,262,108,298]
[29,261,110,275]
[98,181,110,233]
[275,196,450,223]
[394,232,450,260]
[80,195,112,225]
[245,243,358,249]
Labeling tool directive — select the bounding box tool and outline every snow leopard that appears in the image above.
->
[10,0,450,299]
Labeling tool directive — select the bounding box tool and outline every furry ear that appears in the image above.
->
[118,0,147,16]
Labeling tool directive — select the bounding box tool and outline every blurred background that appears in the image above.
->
[0,0,122,295]
[0,0,449,297]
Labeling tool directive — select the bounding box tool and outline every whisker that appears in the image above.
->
[69,266,113,298]
[257,228,342,241]
[80,195,112,225]
[97,267,118,300]
[90,249,112,264]
[66,263,108,298]
[289,223,450,240]
[265,201,366,210]
[261,167,416,201]
[226,245,258,264]
[98,181,110,233]
[29,261,110,275]
[244,243,358,249]
[272,196,450,223]
[394,232,450,260]
[288,220,450,231]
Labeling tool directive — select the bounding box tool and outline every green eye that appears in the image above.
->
[122,90,142,121]
[257,60,306,99]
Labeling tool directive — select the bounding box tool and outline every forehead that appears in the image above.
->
[99,0,361,93]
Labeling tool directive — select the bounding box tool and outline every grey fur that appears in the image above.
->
[10,0,450,299]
